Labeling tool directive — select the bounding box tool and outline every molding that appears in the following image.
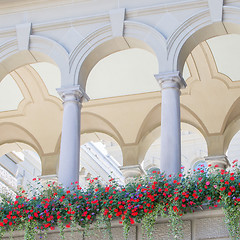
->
[69,24,111,70]
[127,0,208,18]
[167,9,210,55]
[83,91,161,108]
[0,1,208,36]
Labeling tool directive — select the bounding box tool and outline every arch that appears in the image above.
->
[138,115,208,167]
[167,6,240,72]
[222,96,240,134]
[137,103,208,146]
[181,104,208,137]
[0,142,38,159]
[138,126,161,165]
[81,112,124,146]
[136,104,161,144]
[223,96,240,151]
[226,129,240,165]
[0,35,69,85]
[69,20,167,89]
[223,116,240,153]
[181,123,208,171]
[0,122,43,156]
[80,132,124,181]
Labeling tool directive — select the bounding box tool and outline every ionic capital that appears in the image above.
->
[57,85,89,104]
[155,71,187,90]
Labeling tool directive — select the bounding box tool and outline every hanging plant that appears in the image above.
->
[0,162,240,239]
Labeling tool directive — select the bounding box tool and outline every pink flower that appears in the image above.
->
[206,181,210,185]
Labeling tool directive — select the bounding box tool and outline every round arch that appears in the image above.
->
[0,35,69,85]
[69,21,167,89]
[0,122,43,156]
[226,129,240,166]
[138,119,208,169]
[79,131,124,183]
[137,102,208,147]
[81,112,124,146]
[0,142,38,159]
[224,116,240,153]
[167,6,240,72]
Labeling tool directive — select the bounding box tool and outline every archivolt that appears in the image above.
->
[167,6,240,72]
[69,20,167,89]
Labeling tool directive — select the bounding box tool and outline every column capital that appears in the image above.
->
[155,71,187,90]
[204,155,230,170]
[119,165,145,184]
[57,85,89,103]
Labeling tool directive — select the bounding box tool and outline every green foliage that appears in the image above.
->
[0,163,240,239]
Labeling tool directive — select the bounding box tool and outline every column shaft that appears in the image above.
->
[161,83,181,175]
[57,86,83,188]
[156,72,186,176]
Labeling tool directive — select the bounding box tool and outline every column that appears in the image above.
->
[57,86,84,188]
[155,71,186,176]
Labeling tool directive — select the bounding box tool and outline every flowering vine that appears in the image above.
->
[0,161,240,239]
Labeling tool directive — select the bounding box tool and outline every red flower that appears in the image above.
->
[173,206,179,212]
[130,218,135,224]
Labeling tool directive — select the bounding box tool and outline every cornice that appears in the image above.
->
[127,0,208,18]
[0,0,91,13]
[83,91,161,108]
[0,0,209,37]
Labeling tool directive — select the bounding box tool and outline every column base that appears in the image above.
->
[119,165,145,184]
[204,155,230,170]
[40,174,58,186]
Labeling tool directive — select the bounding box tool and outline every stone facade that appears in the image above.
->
[2,209,231,240]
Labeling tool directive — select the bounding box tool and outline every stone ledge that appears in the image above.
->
[2,208,230,240]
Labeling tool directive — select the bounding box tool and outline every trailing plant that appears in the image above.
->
[142,203,165,240]
[0,162,240,239]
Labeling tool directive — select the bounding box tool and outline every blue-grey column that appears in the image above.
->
[155,72,186,176]
[57,86,83,188]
